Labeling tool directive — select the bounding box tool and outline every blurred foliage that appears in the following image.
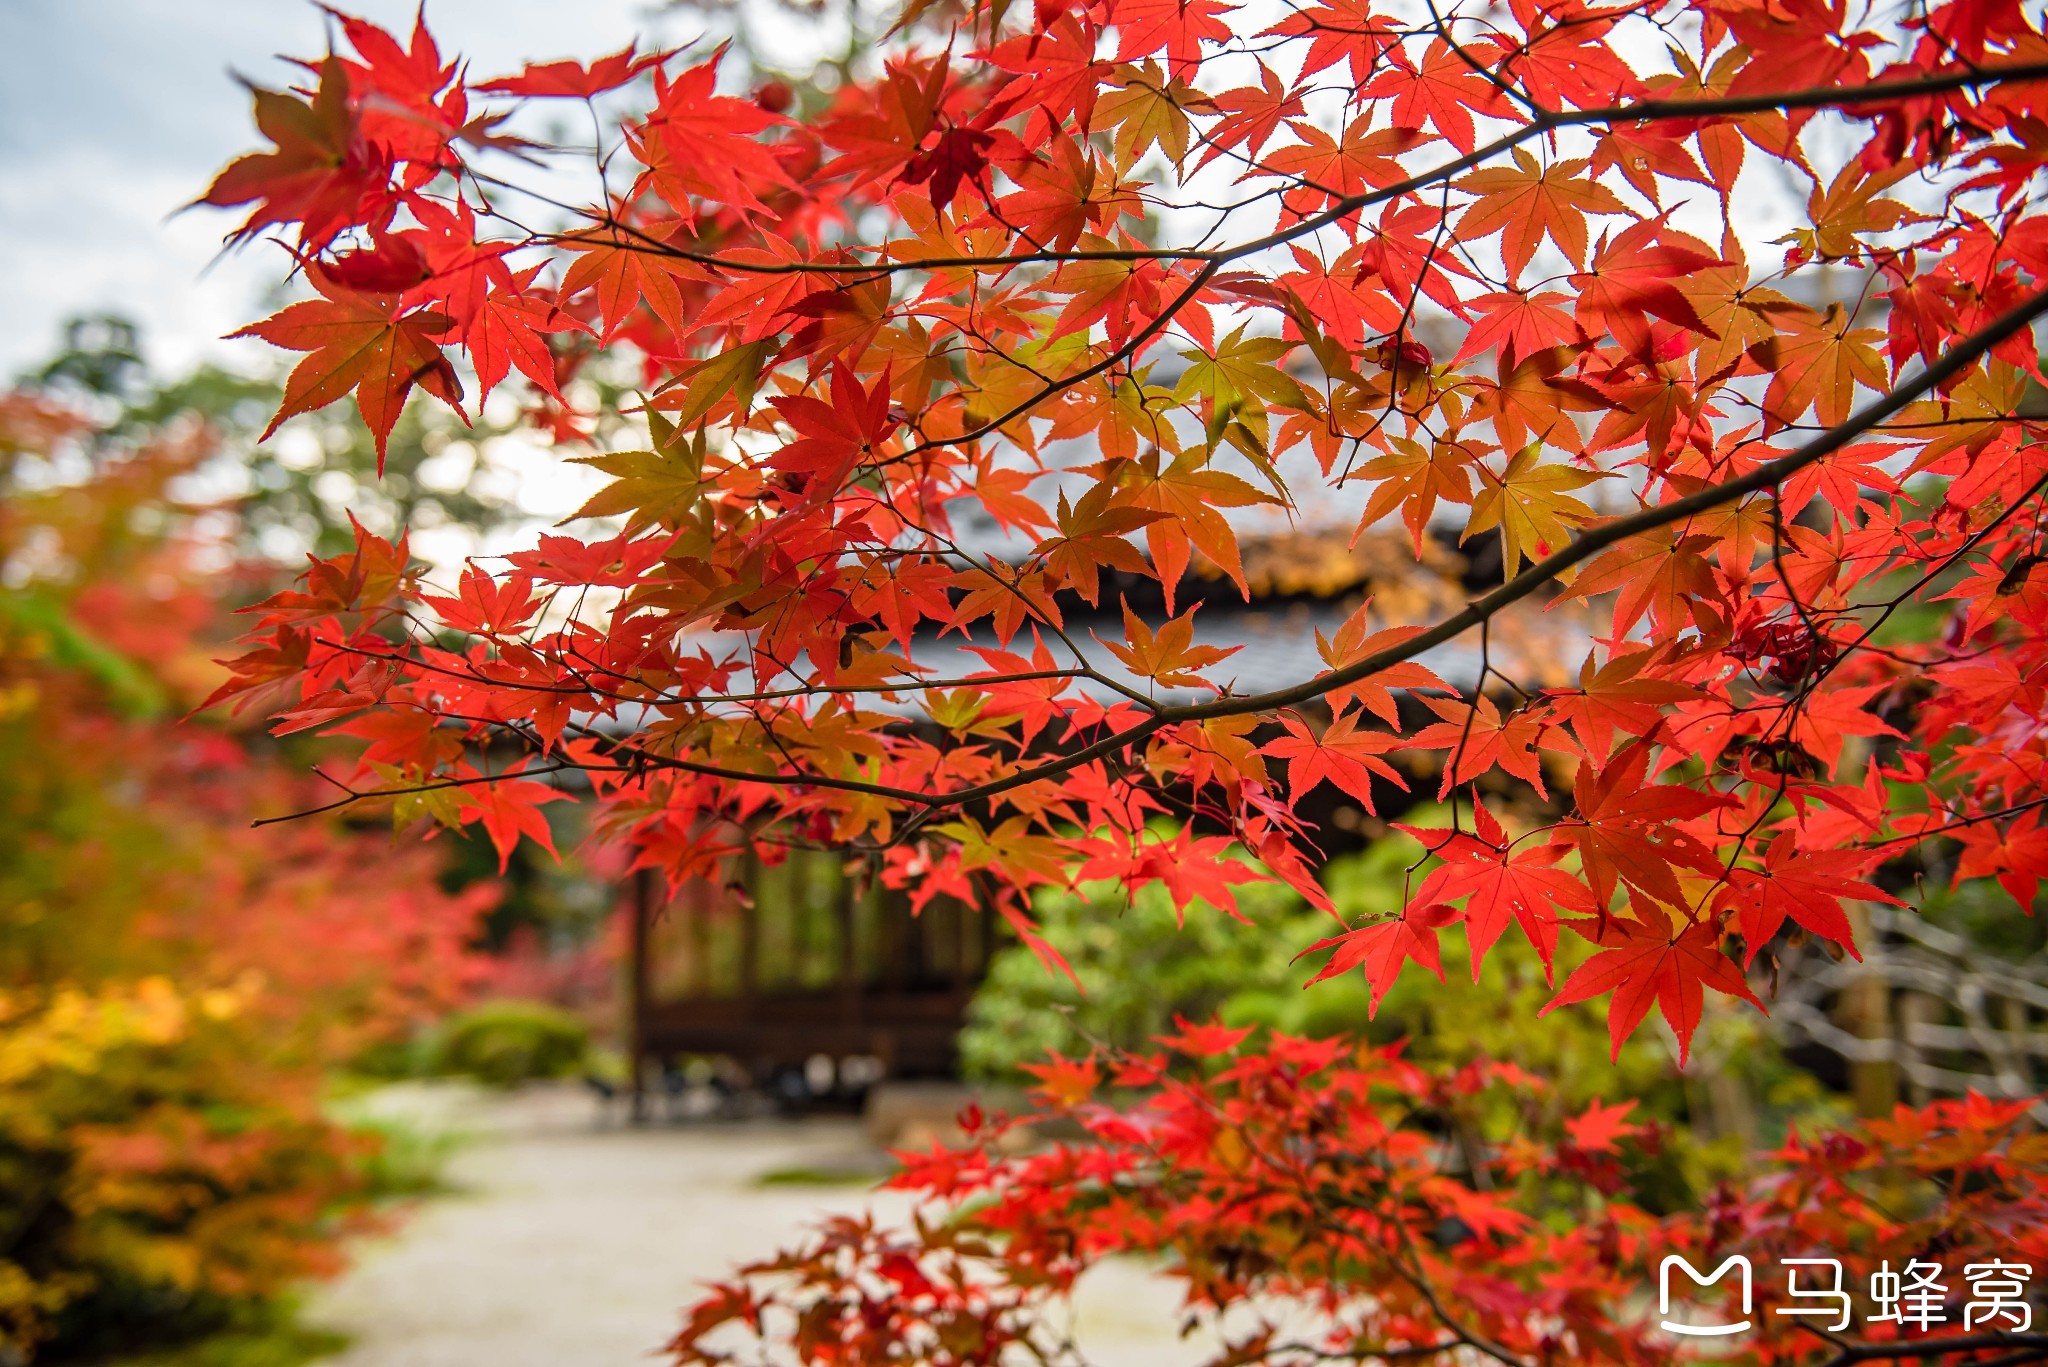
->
[13,315,615,971]
[435,822,613,957]
[0,382,500,1361]
[28,316,148,400]
[0,984,366,1360]
[1918,872,2048,957]
[963,816,1840,1206]
[96,1303,346,1367]
[428,1001,590,1089]
[328,1119,459,1204]
[961,874,1308,1076]
[17,312,527,565]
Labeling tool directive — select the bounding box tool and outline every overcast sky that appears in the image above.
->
[0,1,695,382]
[2,1,1829,395]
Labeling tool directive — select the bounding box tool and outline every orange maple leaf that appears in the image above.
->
[1455,149,1627,278]
[1544,917,1762,1063]
[233,267,464,465]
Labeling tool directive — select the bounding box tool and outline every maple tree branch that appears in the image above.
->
[312,631,1106,707]
[548,60,2048,278]
[317,282,2048,826]
[853,280,2048,814]
[564,721,955,806]
[1168,284,2048,722]
[807,59,2048,467]
[248,760,598,827]
[1864,792,2048,849]
[1379,1222,1532,1367]
[1824,464,2048,676]
[896,261,1220,460]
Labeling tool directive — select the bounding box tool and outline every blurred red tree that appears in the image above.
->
[0,393,494,1358]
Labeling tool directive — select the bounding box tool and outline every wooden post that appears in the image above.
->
[956,891,974,984]
[690,878,712,995]
[740,851,762,1005]
[839,864,861,1036]
[1841,903,1898,1117]
[627,866,654,1126]
[739,851,763,1084]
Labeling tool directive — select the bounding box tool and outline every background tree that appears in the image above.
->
[0,362,502,1360]
[16,313,617,960]
[192,0,2048,1360]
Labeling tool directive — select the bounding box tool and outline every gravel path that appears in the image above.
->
[304,1084,1197,1367]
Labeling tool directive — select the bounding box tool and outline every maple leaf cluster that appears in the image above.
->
[668,1028,2048,1367]
[200,0,2048,1055]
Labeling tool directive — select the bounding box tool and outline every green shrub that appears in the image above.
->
[960,871,1313,1078]
[97,1297,347,1367]
[429,1000,588,1087]
[330,1110,462,1201]
[962,818,1839,1205]
[343,1031,440,1083]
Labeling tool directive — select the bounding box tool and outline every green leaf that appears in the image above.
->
[645,340,772,432]
[566,426,709,533]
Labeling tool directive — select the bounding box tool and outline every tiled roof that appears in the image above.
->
[918,600,1577,706]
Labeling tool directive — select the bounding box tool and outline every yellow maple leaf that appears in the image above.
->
[1463,444,1607,576]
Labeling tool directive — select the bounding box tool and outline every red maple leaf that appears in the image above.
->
[765,365,899,521]
[1409,804,1596,978]
[1545,917,1762,1063]
[1717,842,1898,966]
[629,48,796,222]
[1361,37,1510,154]
[465,274,589,403]
[458,770,566,872]
[233,267,465,465]
[1264,710,1406,811]
[420,566,544,638]
[1198,67,1305,169]
[1300,907,1455,1012]
[1564,1097,1642,1154]
[198,57,391,248]
[474,44,671,98]
[1954,812,2048,909]
[1540,650,1699,762]
[985,14,1111,132]
[1403,694,1549,798]
[1548,741,1729,912]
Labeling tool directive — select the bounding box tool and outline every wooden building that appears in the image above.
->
[623,854,995,1120]
[616,528,1582,1120]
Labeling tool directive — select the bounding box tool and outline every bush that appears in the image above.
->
[98,1299,347,1367]
[0,982,369,1362]
[960,871,1312,1077]
[962,820,1838,1205]
[0,367,499,1362]
[429,1000,589,1088]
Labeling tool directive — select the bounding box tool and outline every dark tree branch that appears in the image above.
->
[265,284,2048,825]
[547,60,2048,278]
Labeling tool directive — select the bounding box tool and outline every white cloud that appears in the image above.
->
[0,0,672,379]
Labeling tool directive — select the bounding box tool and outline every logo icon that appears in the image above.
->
[1660,1255,1753,1337]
